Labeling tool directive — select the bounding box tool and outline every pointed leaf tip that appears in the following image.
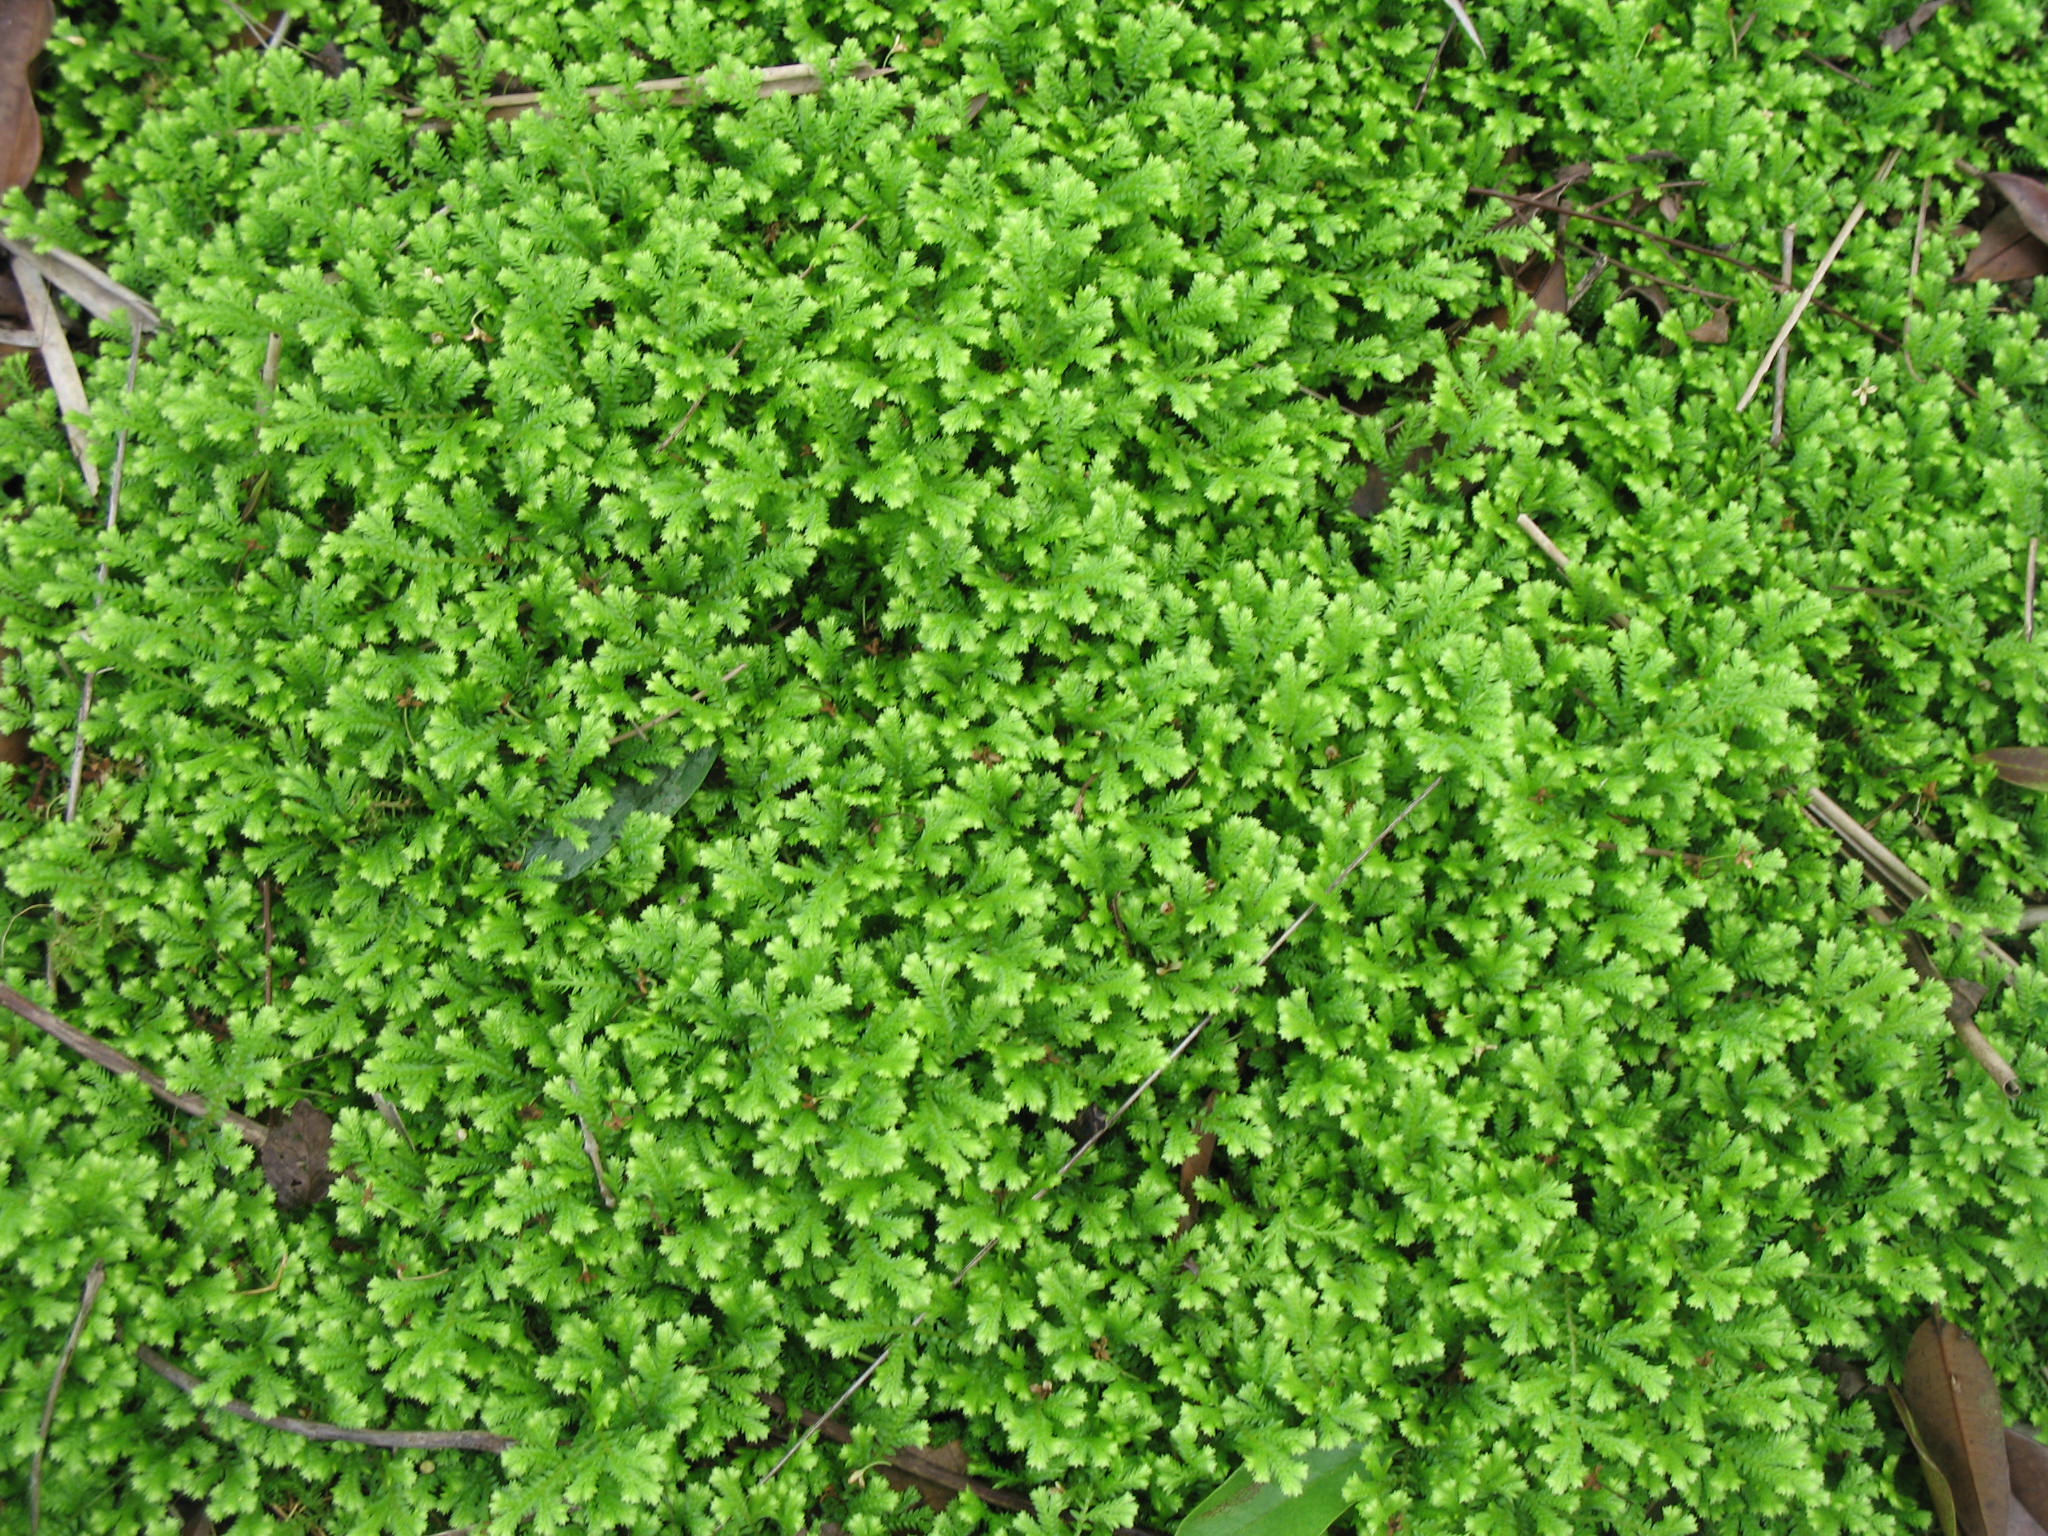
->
[1900,1315,2009,1536]
[1976,748,2048,790]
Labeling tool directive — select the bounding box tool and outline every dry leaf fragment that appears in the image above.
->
[1657,190,1685,223]
[1882,0,1955,49]
[2009,1426,2048,1531]
[1892,1384,1964,1536]
[1688,305,1731,344]
[260,1100,335,1212]
[1959,205,2048,284]
[1976,748,2048,790]
[879,1441,968,1512]
[1899,1314,2011,1536]
[1174,1091,1220,1239]
[0,0,51,193]
[1975,167,2048,247]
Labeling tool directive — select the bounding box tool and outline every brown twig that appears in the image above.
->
[136,1345,515,1452]
[1517,514,1629,629]
[1771,225,1795,446]
[0,983,269,1147]
[260,876,274,1008]
[1737,148,1901,411]
[1478,187,1788,286]
[31,1259,106,1536]
[2028,537,2039,642]
[243,61,896,138]
[1563,242,1739,305]
[1802,49,1871,87]
[726,779,1444,1526]
[755,1394,1037,1516]
[606,662,750,747]
[1903,178,1930,382]
[1414,23,1454,111]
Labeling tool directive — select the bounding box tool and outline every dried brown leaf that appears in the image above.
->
[0,0,51,194]
[1882,0,1954,49]
[1175,1090,1220,1240]
[1657,190,1685,223]
[1688,305,1731,344]
[260,1100,334,1212]
[1957,205,2048,284]
[1977,747,2048,790]
[1900,1314,2010,1536]
[1892,1384,1964,1536]
[1982,170,2048,248]
[880,1441,968,1512]
[2010,1425,2048,1530]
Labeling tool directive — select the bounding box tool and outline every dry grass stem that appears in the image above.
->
[245,60,893,139]
[137,1346,515,1451]
[2028,537,2039,641]
[0,234,164,331]
[1771,224,1794,446]
[0,983,270,1147]
[30,1259,106,1536]
[1904,177,1930,380]
[1517,513,1575,575]
[727,779,1445,1525]
[1737,149,1901,411]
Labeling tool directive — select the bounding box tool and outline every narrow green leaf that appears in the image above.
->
[522,746,716,881]
[1975,748,2048,790]
[1175,1444,1365,1536]
[1892,1384,1963,1536]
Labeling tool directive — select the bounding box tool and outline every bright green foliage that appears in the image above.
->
[3,1,2048,1534]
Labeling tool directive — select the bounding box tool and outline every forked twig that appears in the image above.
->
[0,983,269,1146]
[1737,149,1901,411]
[30,1259,106,1536]
[137,1346,515,1452]
[721,777,1445,1527]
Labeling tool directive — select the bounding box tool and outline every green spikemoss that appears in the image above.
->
[4,2,2048,1533]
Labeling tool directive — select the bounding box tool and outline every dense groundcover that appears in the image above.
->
[5,0,2048,1531]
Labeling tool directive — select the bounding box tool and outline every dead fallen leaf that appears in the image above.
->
[1688,305,1731,344]
[1622,282,1672,318]
[1174,1090,1221,1239]
[1892,1385,1964,1536]
[1882,0,1955,49]
[1658,190,1685,223]
[1899,1313,2010,1536]
[260,1100,335,1212]
[2010,1426,2048,1531]
[1959,205,2048,284]
[0,0,51,193]
[1974,169,2048,249]
[1977,748,2048,790]
[879,1441,968,1512]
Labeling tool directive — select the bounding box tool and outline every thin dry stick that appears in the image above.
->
[137,1346,514,1452]
[1499,188,1977,397]
[1517,513,1574,575]
[1903,177,1930,382]
[1414,23,1455,111]
[2028,538,2039,642]
[727,778,1445,1523]
[30,1258,106,1536]
[1441,0,1485,51]
[0,983,269,1147]
[257,331,282,423]
[1564,251,1609,313]
[565,1078,618,1210]
[1736,148,1902,412]
[260,876,274,1008]
[61,323,144,829]
[243,61,893,138]
[1517,514,1629,629]
[266,12,295,50]
[607,662,750,746]
[1771,225,1795,447]
[1562,242,1739,305]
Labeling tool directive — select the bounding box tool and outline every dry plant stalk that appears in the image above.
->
[30,1258,106,1536]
